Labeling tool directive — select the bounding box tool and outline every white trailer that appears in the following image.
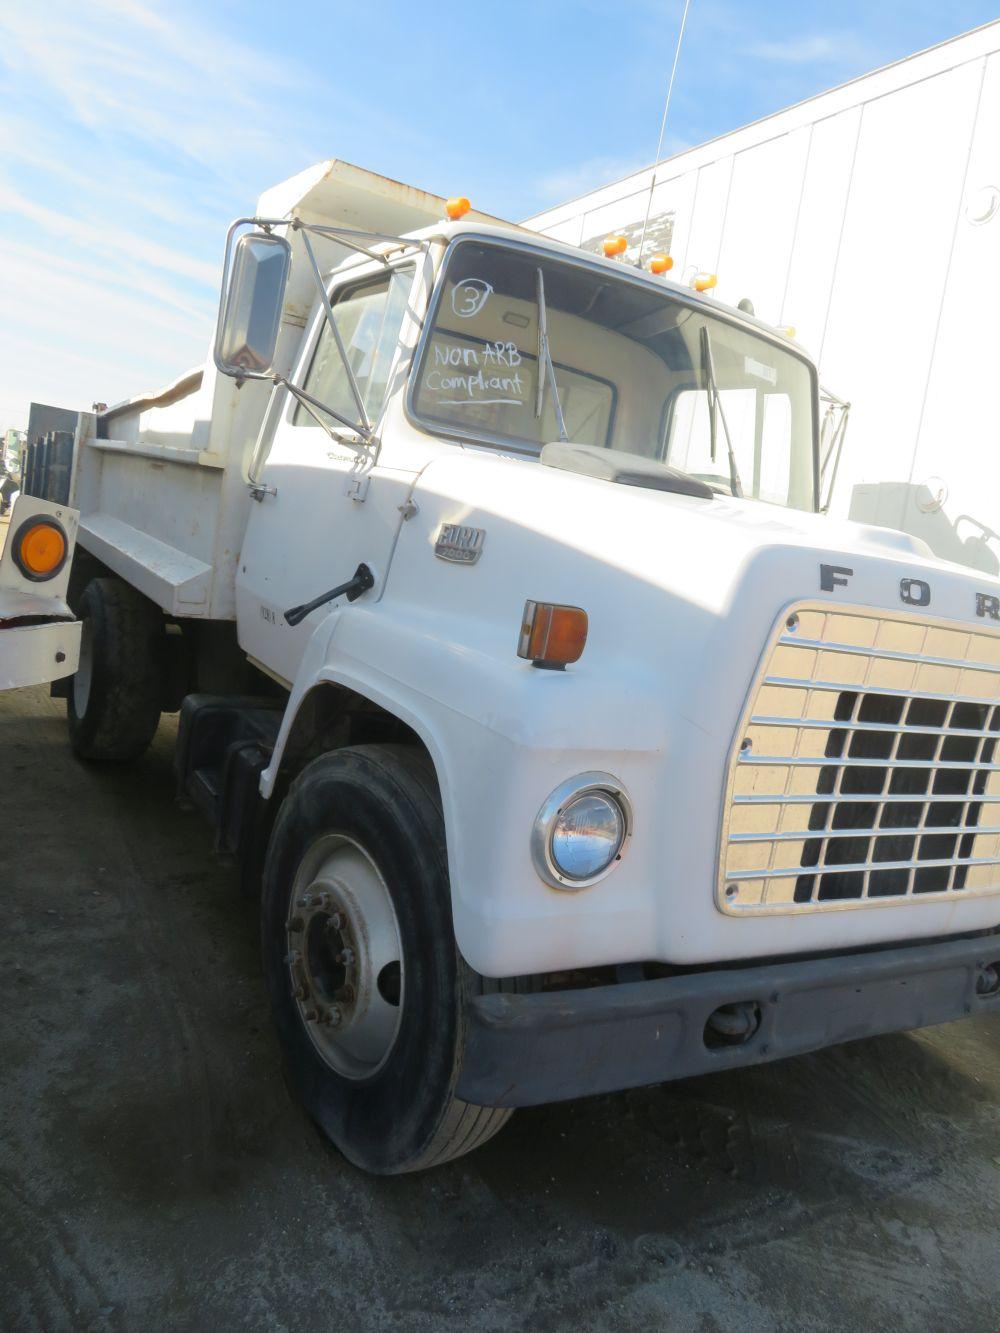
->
[525,21,1000,576]
[34,158,1000,1174]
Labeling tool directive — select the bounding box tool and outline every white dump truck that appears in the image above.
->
[37,160,1000,1173]
[0,495,80,691]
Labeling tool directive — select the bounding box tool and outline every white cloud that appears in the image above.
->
[747,33,872,65]
[0,0,332,428]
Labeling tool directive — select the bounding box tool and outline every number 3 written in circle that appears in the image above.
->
[451,279,493,318]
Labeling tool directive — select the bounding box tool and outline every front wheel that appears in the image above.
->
[261,744,513,1174]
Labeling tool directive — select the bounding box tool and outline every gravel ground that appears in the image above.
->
[1,681,998,1332]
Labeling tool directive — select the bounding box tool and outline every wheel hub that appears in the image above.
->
[286,836,403,1079]
[289,889,357,1027]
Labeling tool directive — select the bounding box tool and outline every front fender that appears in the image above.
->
[261,600,671,978]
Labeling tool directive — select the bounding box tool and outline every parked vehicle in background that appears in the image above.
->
[0,468,19,517]
[26,160,1000,1174]
[525,21,1000,574]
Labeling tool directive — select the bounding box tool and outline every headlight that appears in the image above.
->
[531,773,633,890]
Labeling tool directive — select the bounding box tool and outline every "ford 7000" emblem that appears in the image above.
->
[435,523,485,565]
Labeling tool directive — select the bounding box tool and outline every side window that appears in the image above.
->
[294,266,413,428]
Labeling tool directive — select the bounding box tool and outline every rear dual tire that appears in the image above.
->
[68,577,164,762]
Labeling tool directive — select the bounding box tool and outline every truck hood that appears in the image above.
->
[389,447,1000,750]
[403,448,983,612]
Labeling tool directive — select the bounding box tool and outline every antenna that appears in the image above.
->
[635,0,693,269]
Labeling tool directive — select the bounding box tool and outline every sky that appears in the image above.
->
[1,0,998,430]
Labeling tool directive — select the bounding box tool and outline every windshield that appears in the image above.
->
[410,240,817,510]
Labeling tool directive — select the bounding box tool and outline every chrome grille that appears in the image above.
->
[719,604,1000,914]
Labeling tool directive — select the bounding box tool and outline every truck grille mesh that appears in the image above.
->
[719,605,1000,914]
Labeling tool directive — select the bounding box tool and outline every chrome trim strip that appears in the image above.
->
[737,855,1000,880]
[764,676,1000,706]
[740,756,1000,771]
[749,715,1000,740]
[731,824,1000,843]
[776,633,1000,675]
[733,790,1000,805]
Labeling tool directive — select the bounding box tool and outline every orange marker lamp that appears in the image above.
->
[518,601,589,669]
[12,518,68,581]
[446,196,472,220]
[692,273,718,293]
[649,253,674,274]
[603,235,628,258]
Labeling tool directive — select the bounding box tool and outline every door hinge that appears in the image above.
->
[248,481,278,502]
[346,474,370,503]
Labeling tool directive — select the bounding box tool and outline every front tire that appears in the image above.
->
[261,744,513,1174]
[68,578,164,762]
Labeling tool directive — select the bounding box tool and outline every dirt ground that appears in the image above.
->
[1,682,998,1332]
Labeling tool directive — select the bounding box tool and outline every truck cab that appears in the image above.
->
[47,161,1000,1174]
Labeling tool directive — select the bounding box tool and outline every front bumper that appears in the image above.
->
[457,932,1000,1107]
[0,619,80,690]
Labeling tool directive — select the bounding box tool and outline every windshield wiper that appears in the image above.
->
[535,268,568,442]
[699,324,743,499]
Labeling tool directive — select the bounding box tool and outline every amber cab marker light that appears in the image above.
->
[518,601,589,670]
[649,253,674,274]
[14,519,68,581]
[692,272,718,293]
[603,235,628,258]
[446,196,471,220]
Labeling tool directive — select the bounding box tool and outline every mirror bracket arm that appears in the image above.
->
[298,228,373,434]
[273,375,376,456]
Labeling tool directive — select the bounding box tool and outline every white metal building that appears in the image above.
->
[524,22,1000,575]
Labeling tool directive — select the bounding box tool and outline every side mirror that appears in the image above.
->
[214,229,292,378]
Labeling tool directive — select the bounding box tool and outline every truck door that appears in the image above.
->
[236,258,418,686]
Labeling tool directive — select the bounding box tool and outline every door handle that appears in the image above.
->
[284,563,375,626]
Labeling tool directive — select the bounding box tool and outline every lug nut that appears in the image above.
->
[328,1006,343,1028]
[303,1008,319,1023]
[338,948,355,966]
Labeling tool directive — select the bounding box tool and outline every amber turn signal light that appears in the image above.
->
[603,235,628,257]
[13,518,68,581]
[649,253,674,274]
[518,601,588,669]
[446,196,471,220]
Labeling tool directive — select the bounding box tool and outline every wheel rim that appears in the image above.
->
[286,833,404,1080]
[73,617,94,716]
